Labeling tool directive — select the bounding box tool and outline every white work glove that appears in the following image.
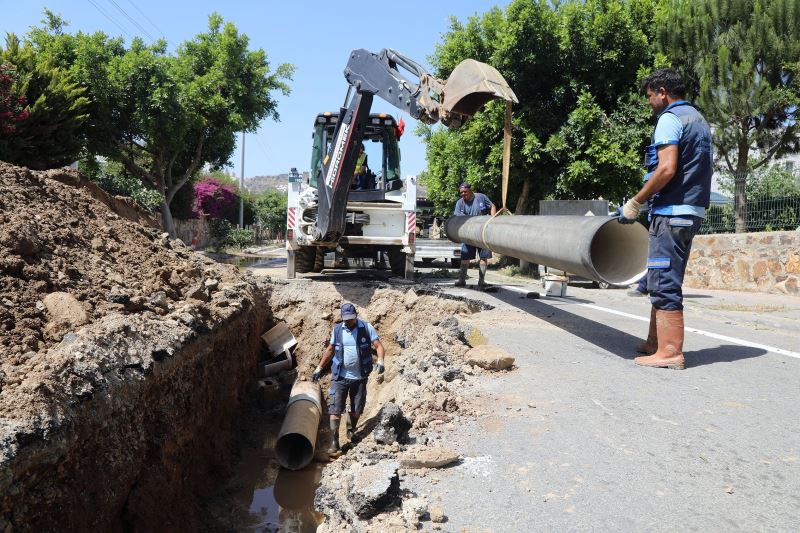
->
[616,198,642,224]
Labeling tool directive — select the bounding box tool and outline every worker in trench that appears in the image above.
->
[312,302,385,454]
[617,68,712,370]
[453,182,497,288]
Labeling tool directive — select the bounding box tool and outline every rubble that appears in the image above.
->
[373,403,412,445]
[347,461,401,518]
[0,163,269,530]
[465,344,516,370]
[399,446,460,469]
[430,506,446,523]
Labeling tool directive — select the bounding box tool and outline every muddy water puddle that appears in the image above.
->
[205,409,324,532]
[209,439,324,532]
[245,459,323,532]
[221,256,287,269]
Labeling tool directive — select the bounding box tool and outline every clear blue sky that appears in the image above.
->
[2,1,510,179]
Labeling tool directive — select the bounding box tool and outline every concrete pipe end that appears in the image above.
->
[590,220,649,286]
[276,432,314,471]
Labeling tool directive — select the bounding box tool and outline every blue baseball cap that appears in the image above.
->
[341,302,357,320]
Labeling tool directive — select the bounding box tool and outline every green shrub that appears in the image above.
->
[228,227,255,249]
[208,218,232,252]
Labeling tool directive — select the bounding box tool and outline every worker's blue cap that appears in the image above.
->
[341,302,357,320]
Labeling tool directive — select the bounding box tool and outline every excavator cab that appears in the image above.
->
[309,112,402,197]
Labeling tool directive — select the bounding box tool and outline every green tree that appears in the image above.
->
[253,189,288,235]
[719,163,800,197]
[423,0,656,215]
[79,157,163,212]
[657,0,800,232]
[0,33,88,168]
[28,12,293,236]
[546,91,652,202]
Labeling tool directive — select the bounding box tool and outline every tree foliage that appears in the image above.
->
[423,0,656,215]
[0,32,88,169]
[252,189,288,234]
[80,157,163,212]
[27,12,293,236]
[546,92,652,201]
[656,0,800,231]
[0,62,28,135]
[192,176,239,219]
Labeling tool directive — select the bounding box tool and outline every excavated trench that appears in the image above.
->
[200,278,490,531]
[0,163,494,530]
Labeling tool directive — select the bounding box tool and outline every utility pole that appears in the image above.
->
[239,131,245,228]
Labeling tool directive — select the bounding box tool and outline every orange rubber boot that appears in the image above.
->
[634,310,685,369]
[635,306,657,355]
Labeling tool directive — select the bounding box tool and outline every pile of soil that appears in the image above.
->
[0,162,267,530]
[0,162,251,420]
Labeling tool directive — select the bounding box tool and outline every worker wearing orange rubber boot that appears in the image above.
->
[617,68,713,370]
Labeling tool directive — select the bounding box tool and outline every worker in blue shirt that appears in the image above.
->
[313,302,385,454]
[617,68,713,370]
[453,182,497,287]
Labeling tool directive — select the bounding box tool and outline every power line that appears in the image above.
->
[124,0,166,40]
[106,0,156,41]
[85,0,133,39]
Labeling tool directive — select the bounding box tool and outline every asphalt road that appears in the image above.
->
[403,273,800,532]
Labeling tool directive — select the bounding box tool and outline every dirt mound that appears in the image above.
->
[0,162,245,376]
[0,162,266,530]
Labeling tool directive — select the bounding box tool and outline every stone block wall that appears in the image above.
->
[685,231,800,295]
[175,217,209,249]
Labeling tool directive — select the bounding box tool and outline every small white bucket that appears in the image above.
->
[543,275,568,297]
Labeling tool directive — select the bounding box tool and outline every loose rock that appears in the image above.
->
[373,403,412,445]
[465,345,515,370]
[348,462,401,519]
[399,446,460,469]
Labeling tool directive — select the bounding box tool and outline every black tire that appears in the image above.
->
[388,248,406,276]
[312,248,325,273]
[450,258,461,269]
[294,246,316,274]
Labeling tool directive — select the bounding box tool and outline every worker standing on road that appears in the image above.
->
[312,302,385,454]
[453,183,497,288]
[617,68,713,370]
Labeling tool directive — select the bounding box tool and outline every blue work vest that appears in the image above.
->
[649,102,713,209]
[331,320,373,380]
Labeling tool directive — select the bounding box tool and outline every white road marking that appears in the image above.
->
[499,286,799,359]
[557,298,800,360]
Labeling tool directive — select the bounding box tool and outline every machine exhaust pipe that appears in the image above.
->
[445,215,648,286]
[276,381,322,470]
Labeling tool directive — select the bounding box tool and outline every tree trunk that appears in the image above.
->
[161,200,176,238]
[514,176,532,214]
[733,168,747,233]
[733,124,750,234]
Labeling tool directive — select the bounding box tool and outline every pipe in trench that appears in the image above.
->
[445,215,648,286]
[276,381,322,470]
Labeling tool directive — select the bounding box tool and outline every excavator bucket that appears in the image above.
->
[442,59,518,119]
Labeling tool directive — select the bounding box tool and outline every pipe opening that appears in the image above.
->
[590,221,649,285]
[276,433,313,471]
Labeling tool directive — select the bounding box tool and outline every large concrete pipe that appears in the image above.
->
[276,381,322,470]
[445,215,648,286]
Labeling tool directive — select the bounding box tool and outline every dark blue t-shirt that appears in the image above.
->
[454,193,493,216]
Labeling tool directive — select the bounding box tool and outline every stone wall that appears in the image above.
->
[685,231,800,295]
[175,217,209,249]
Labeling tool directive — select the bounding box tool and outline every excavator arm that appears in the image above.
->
[313,48,517,243]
